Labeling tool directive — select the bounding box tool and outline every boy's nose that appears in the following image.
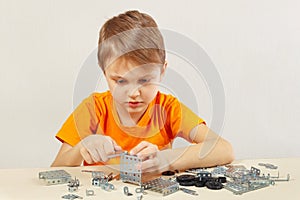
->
[128,86,141,99]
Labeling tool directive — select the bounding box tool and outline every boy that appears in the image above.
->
[51,10,234,173]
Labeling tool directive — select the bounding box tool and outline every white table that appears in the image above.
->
[0,158,299,199]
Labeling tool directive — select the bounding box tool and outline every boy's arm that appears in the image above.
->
[136,123,234,172]
[160,123,234,171]
[51,143,83,167]
[51,135,123,167]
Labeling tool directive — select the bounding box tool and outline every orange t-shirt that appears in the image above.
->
[56,91,204,165]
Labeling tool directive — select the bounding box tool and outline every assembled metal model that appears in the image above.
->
[120,151,142,185]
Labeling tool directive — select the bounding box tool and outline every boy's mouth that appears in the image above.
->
[128,101,142,108]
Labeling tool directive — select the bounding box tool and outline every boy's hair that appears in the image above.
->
[98,10,165,71]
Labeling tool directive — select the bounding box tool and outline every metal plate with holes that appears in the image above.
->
[39,170,72,185]
[143,177,179,196]
[120,152,142,185]
[225,180,273,195]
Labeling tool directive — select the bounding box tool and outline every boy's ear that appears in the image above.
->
[160,60,168,81]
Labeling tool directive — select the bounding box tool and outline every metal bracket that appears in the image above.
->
[180,188,198,196]
[258,163,278,170]
[123,186,133,196]
[61,194,83,200]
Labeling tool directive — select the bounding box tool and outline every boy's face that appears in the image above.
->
[104,58,166,118]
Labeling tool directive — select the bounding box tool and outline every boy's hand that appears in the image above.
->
[130,141,169,172]
[79,135,122,164]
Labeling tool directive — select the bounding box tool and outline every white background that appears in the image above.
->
[0,0,299,168]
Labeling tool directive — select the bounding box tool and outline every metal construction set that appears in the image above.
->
[39,152,290,199]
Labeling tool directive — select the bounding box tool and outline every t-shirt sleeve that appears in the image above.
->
[167,98,205,141]
[55,94,100,147]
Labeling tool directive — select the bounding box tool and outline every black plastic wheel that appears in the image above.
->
[176,174,196,182]
[162,171,175,176]
[217,177,227,183]
[205,181,223,190]
[194,181,206,187]
[179,180,195,186]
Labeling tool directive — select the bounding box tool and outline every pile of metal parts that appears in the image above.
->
[224,165,290,195]
[179,163,290,195]
[39,160,290,198]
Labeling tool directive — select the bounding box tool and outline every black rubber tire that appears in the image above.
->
[162,171,175,176]
[205,181,223,190]
[194,181,206,187]
[176,174,196,182]
[217,177,227,183]
[179,180,195,186]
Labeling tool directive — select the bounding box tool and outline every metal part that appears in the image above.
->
[120,152,142,185]
[197,171,212,178]
[92,177,108,186]
[225,179,274,195]
[68,177,80,192]
[271,174,290,182]
[250,167,261,176]
[143,177,179,196]
[107,150,126,159]
[135,187,147,195]
[61,194,83,200]
[106,172,114,182]
[258,163,278,170]
[185,168,207,174]
[101,183,115,191]
[225,165,247,178]
[86,189,95,196]
[39,170,72,185]
[123,186,133,196]
[180,188,198,196]
[91,173,115,191]
[197,171,212,184]
[211,166,227,176]
[92,171,105,179]
[81,170,105,179]
[137,194,143,200]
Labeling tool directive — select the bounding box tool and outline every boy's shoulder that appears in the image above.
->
[90,91,111,99]
[82,91,112,105]
[90,91,112,103]
[156,91,180,106]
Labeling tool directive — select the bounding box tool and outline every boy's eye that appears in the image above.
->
[116,79,127,84]
[138,79,150,84]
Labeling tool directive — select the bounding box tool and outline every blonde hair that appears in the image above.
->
[98,10,165,71]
